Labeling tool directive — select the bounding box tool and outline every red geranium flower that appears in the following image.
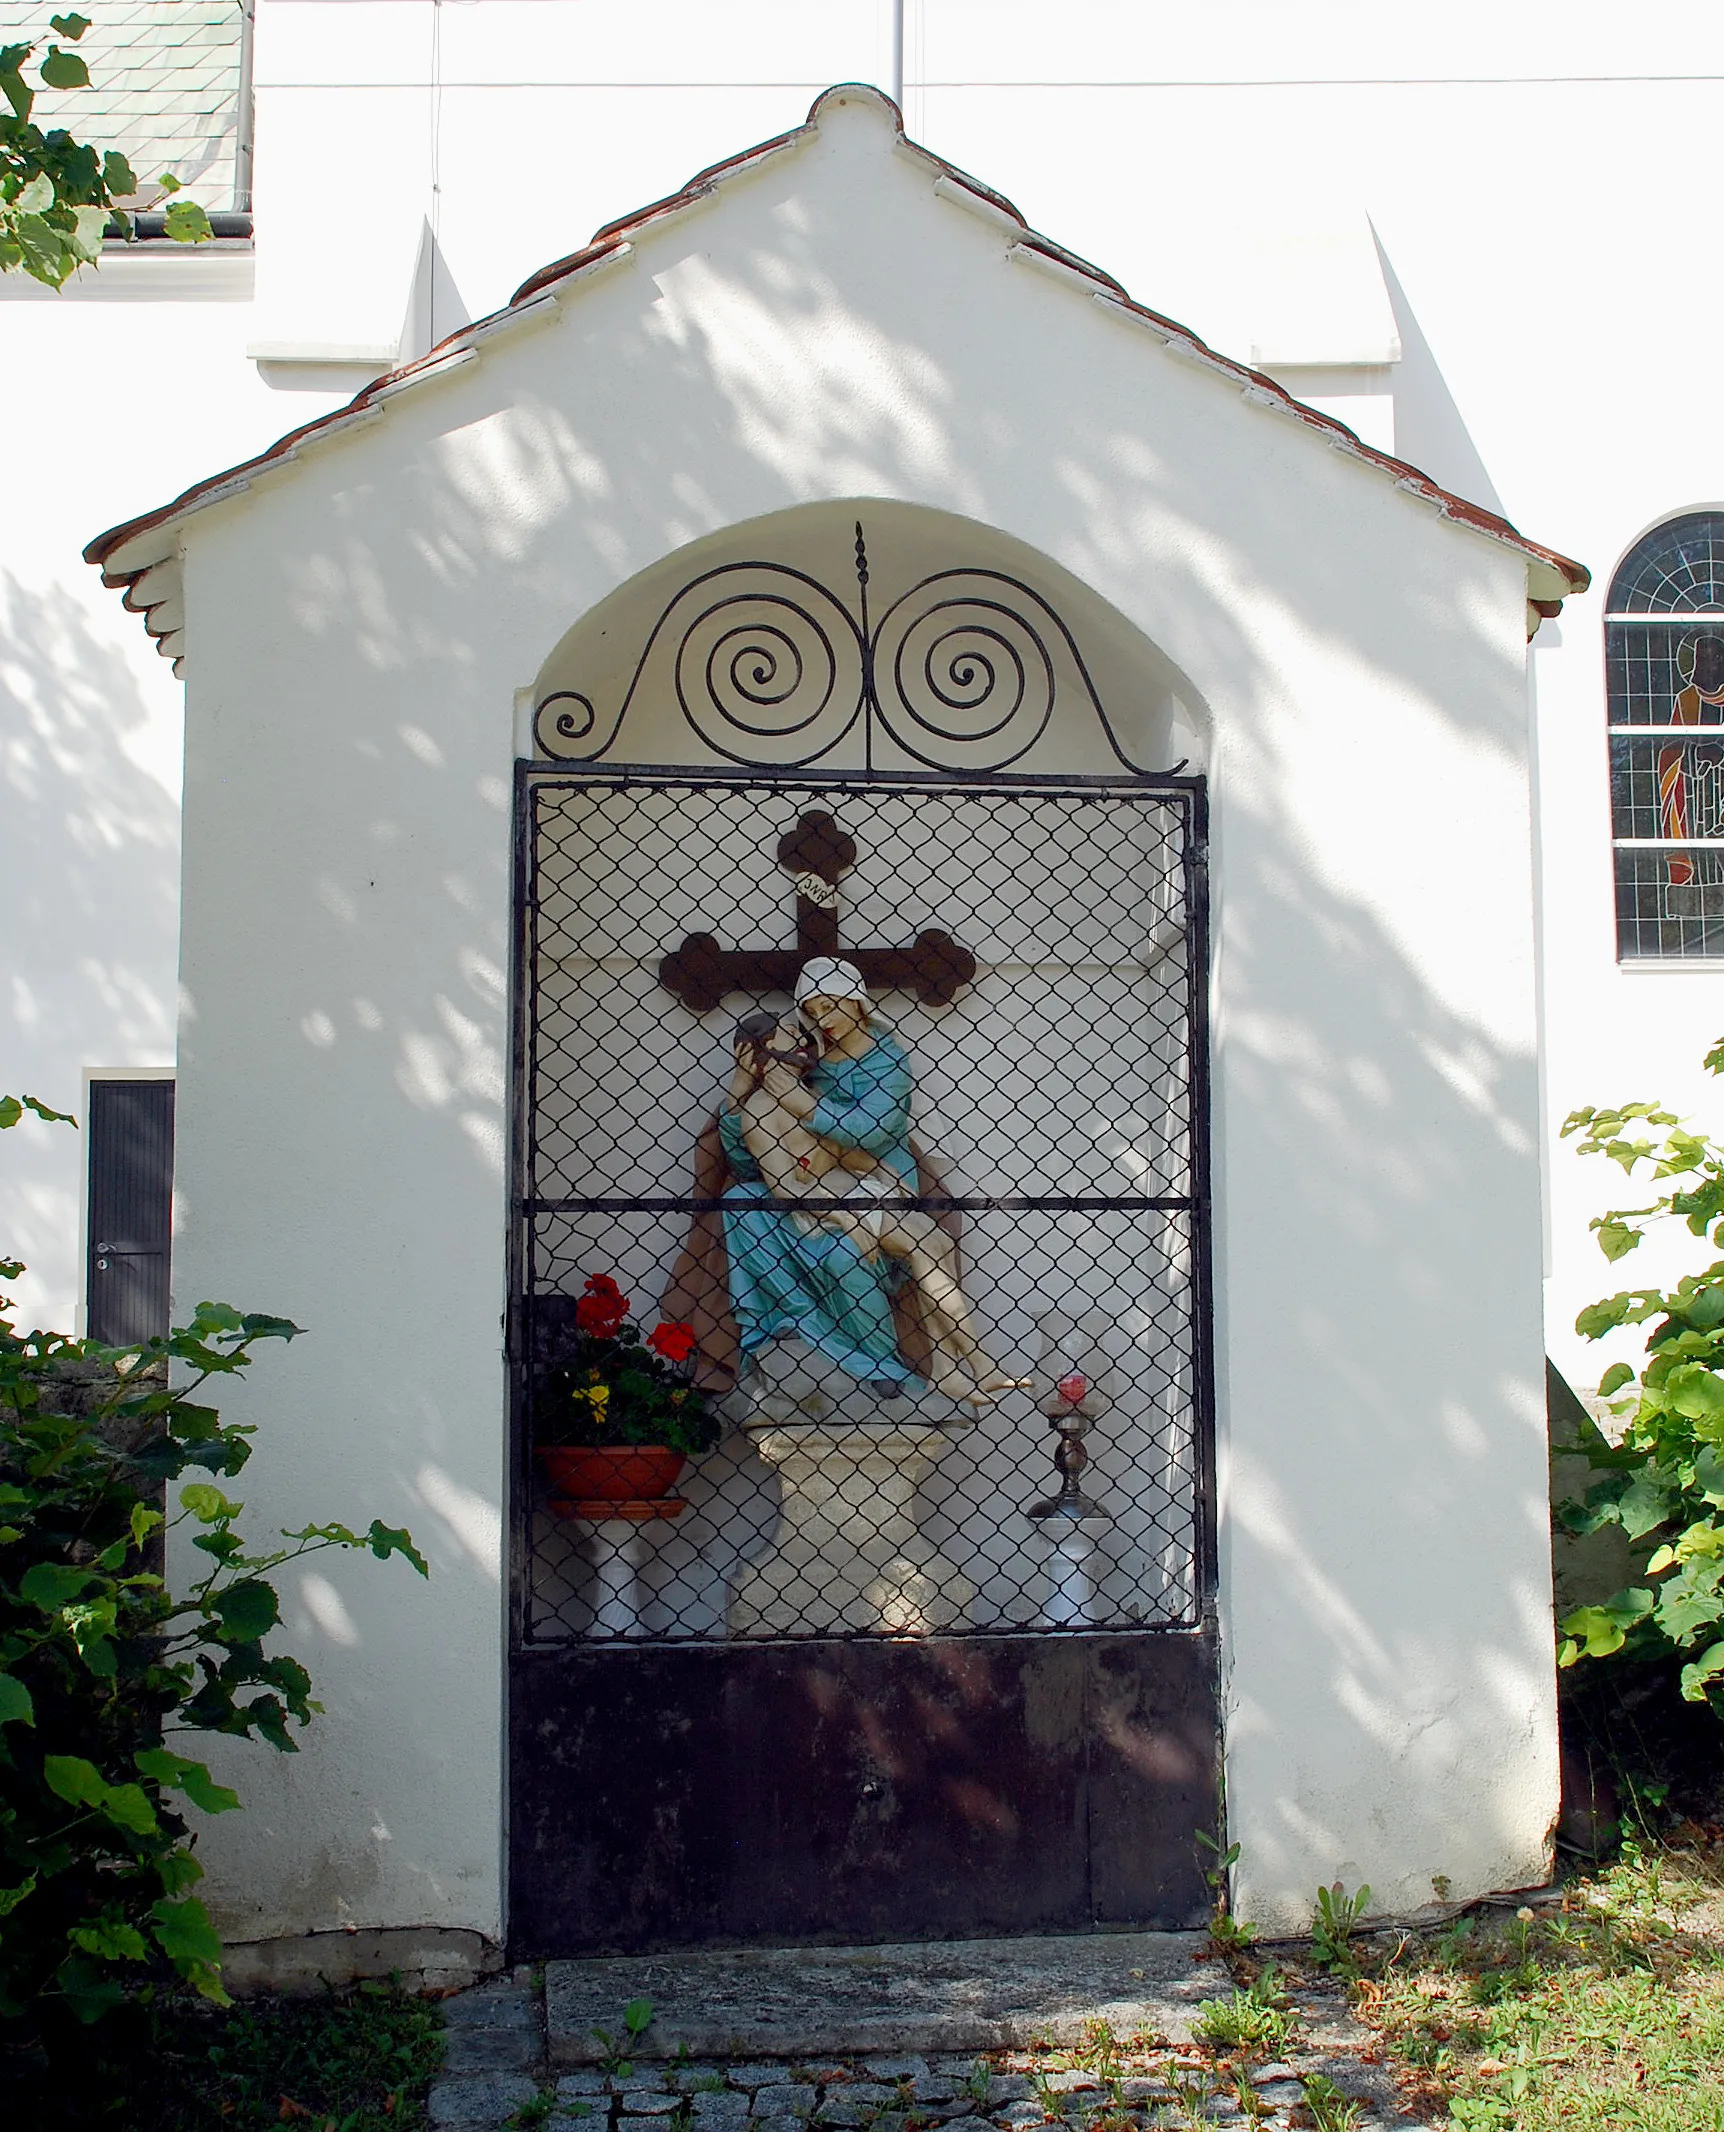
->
[648,1321,697,1365]
[576,1273,630,1337]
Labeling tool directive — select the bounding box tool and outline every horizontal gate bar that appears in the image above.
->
[522,1195,1198,1215]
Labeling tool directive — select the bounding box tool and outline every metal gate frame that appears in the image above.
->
[505,760,1217,1952]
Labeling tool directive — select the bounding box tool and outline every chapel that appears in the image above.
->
[84,84,1585,1959]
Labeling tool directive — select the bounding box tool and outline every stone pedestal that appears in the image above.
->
[727,1421,975,1638]
[571,1501,686,1639]
[725,1338,978,1639]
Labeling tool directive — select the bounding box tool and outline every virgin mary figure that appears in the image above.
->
[660,957,1014,1409]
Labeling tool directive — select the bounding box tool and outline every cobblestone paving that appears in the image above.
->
[426,1970,1425,2130]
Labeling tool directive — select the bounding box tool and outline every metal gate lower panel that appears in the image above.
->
[511,1633,1214,1952]
[509,768,1214,1952]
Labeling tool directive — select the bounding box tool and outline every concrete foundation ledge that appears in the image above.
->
[221,1926,504,1998]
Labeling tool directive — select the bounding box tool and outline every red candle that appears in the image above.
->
[1056,1371,1088,1406]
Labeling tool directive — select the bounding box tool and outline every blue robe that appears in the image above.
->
[720,1030,920,1389]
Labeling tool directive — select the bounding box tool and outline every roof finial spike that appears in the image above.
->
[853,520,869,592]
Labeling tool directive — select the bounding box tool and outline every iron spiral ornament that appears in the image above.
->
[871,571,1059,768]
[672,574,864,765]
[534,522,1150,774]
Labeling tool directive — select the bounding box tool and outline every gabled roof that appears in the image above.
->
[86,83,1588,673]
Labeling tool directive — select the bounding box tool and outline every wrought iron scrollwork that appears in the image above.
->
[535,523,1152,774]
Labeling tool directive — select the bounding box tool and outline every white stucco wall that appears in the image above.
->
[0,246,356,1329]
[152,87,1556,1940]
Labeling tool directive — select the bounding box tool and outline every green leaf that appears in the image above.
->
[149,1895,228,1992]
[0,61,33,122]
[21,1094,76,1125]
[41,1756,158,1834]
[70,1918,148,1962]
[1598,1220,1640,1262]
[1577,1296,1632,1340]
[0,1673,33,1727]
[212,1579,278,1643]
[1598,1362,1635,1397]
[240,1313,303,1343]
[1618,1468,1677,1542]
[1681,1639,1724,1701]
[50,13,92,37]
[56,1955,125,2025]
[1668,1364,1724,1424]
[135,1746,241,1815]
[43,1754,108,1808]
[169,1403,223,1442]
[156,1848,204,1897]
[65,1607,118,1680]
[0,1874,37,1920]
[1676,1520,1724,1561]
[12,173,55,217]
[1655,1561,1724,1644]
[367,1521,430,1577]
[1697,1449,1724,1508]
[1688,1285,1724,1331]
[21,1561,96,1610]
[179,1482,240,1524]
[162,197,212,246]
[94,1781,158,1836]
[38,42,89,89]
[102,148,136,197]
[1559,1590,1656,1659]
[67,202,105,263]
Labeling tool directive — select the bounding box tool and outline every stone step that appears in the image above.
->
[544,1933,1225,2064]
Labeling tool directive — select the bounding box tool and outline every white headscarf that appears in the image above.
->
[794,956,872,1017]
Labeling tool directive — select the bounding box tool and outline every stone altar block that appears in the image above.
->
[725,1339,976,1638]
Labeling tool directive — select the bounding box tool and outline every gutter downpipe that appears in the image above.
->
[890,0,903,109]
[234,0,255,214]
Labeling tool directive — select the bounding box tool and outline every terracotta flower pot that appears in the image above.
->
[536,1444,687,1505]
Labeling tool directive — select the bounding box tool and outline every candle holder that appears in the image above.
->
[1027,1372,1111,1525]
[1026,1364,1113,1628]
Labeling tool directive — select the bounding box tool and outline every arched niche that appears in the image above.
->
[529,499,1210,778]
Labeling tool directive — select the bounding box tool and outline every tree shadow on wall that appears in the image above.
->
[0,571,179,1324]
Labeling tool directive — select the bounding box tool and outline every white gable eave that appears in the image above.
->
[85,83,1588,675]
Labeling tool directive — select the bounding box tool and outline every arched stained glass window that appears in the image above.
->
[1608,512,1724,957]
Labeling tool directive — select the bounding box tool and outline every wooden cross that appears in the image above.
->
[658,811,977,1014]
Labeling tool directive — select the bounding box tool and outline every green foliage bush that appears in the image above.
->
[1559,1038,1724,1712]
[0,1096,426,2047]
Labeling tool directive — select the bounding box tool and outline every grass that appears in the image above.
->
[1349,1831,1724,2129]
[1190,1966,1296,2055]
[1,1975,445,2129]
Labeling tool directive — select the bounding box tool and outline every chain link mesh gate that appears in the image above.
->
[512,771,1210,1651]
